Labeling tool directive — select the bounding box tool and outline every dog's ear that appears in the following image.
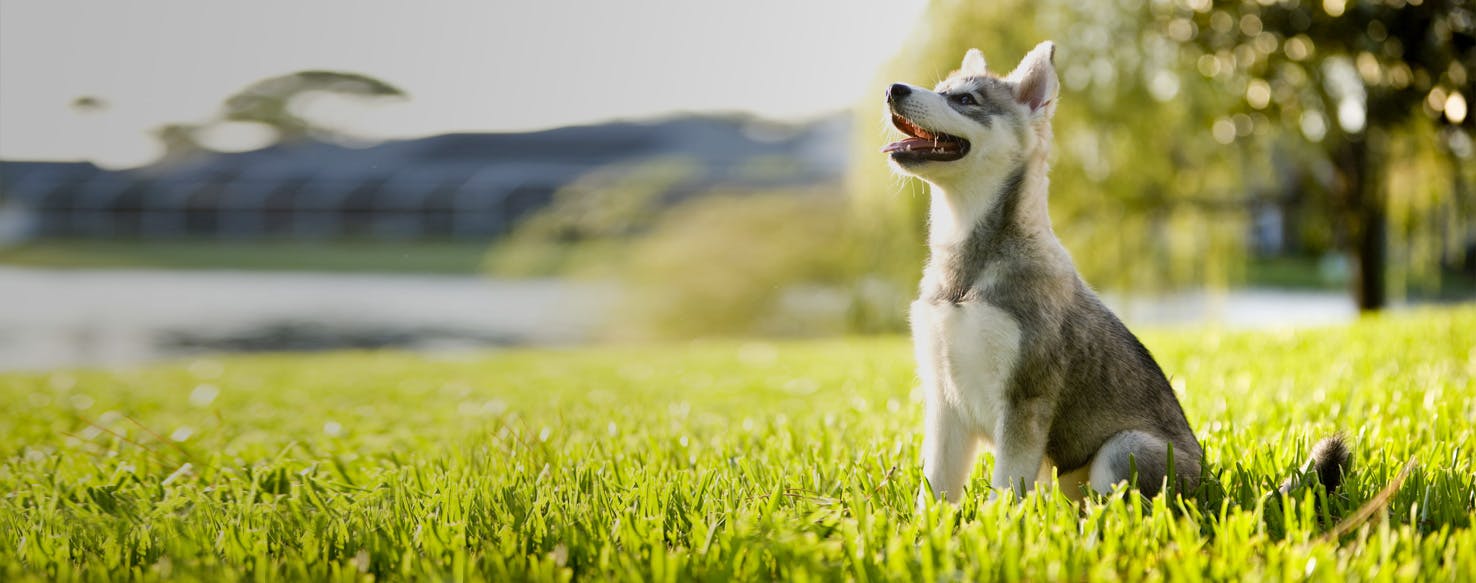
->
[1005,41,1058,115]
[960,49,987,76]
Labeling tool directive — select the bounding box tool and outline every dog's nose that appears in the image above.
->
[886,83,911,102]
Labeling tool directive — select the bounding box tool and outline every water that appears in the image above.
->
[0,267,1356,371]
[0,267,615,371]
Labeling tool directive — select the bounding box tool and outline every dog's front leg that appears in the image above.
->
[991,399,1051,498]
[918,401,979,508]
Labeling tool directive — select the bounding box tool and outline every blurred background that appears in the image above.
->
[1,0,1472,371]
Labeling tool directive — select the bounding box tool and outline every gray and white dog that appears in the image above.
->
[884,42,1348,505]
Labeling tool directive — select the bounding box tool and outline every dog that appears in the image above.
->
[884,42,1349,505]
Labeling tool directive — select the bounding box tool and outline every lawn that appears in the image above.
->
[0,240,492,275]
[0,239,624,280]
[6,240,1474,303]
[1,307,1473,581]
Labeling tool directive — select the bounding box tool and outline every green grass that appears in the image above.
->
[1242,256,1345,290]
[1242,255,1476,299]
[2,307,1474,581]
[0,238,626,280]
[0,240,493,275]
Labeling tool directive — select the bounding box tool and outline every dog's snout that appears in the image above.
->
[886,83,911,103]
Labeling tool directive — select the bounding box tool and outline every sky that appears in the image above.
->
[0,1,929,168]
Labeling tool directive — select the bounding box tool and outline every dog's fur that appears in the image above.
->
[885,42,1349,505]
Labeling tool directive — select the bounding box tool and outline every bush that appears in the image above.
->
[615,188,862,340]
[484,159,700,277]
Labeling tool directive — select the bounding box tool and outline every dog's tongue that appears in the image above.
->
[882,137,963,154]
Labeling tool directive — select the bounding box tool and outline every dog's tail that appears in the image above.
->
[1278,434,1351,494]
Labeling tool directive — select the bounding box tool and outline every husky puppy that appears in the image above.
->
[884,42,1348,504]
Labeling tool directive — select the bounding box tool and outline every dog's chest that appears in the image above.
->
[910,298,1023,438]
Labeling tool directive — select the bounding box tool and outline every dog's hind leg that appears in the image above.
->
[992,399,1052,497]
[1087,430,1200,497]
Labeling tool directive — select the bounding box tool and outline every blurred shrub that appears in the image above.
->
[486,159,892,340]
[612,188,863,340]
[484,158,700,277]
[483,239,630,279]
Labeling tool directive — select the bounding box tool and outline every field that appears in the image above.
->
[2,307,1474,581]
[12,240,1476,300]
[0,240,491,275]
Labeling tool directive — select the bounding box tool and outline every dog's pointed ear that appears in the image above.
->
[960,49,987,76]
[1005,41,1058,115]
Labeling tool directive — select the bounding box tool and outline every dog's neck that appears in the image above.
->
[918,141,1061,303]
[926,146,1054,250]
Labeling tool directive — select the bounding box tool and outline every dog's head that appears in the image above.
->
[884,41,1059,186]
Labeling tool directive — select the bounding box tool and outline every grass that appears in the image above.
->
[0,240,492,275]
[8,240,1473,305]
[1242,255,1476,298]
[0,238,623,280]
[1,307,1474,581]
[1241,256,1346,290]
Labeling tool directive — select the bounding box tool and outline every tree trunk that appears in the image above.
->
[1352,197,1388,312]
[1335,135,1388,312]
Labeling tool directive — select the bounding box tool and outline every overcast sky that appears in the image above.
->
[0,1,928,168]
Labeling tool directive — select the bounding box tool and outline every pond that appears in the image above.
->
[0,267,1356,371]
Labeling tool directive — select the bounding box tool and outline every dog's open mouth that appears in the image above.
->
[883,113,970,162]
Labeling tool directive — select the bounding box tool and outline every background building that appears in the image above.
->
[0,114,849,241]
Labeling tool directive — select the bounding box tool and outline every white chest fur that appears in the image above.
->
[910,298,1023,442]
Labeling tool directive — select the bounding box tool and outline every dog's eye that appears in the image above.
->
[952,93,978,106]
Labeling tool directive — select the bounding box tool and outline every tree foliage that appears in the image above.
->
[1157,0,1476,310]
[150,70,406,165]
[68,95,107,112]
[221,71,406,142]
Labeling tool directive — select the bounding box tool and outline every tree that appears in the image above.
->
[69,95,107,113]
[152,123,208,165]
[149,71,406,165]
[220,71,406,142]
[1159,0,1476,311]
